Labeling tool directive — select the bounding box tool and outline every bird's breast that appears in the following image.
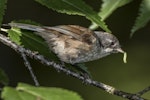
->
[47,35,100,64]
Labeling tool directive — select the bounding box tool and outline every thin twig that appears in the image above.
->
[20,50,40,86]
[0,33,147,100]
[136,86,150,96]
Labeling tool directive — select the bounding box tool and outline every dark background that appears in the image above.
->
[1,0,150,100]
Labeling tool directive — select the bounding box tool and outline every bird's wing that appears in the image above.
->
[45,25,96,45]
[9,23,96,45]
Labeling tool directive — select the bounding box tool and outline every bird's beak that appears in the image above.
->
[115,48,125,53]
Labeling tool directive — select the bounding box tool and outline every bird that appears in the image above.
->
[8,23,125,64]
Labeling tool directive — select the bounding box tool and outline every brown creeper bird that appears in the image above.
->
[9,23,126,64]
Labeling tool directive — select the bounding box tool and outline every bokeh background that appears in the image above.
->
[1,0,150,100]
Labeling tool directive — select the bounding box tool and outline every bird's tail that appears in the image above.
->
[8,23,45,32]
[6,23,59,41]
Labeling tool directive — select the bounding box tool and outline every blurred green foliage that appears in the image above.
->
[0,0,7,27]
[2,83,83,100]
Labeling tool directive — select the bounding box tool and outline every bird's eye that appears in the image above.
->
[110,41,115,46]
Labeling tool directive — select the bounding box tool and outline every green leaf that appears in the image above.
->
[99,0,133,21]
[8,28,22,45]
[1,83,83,100]
[131,0,150,37]
[1,87,39,100]
[8,20,42,45]
[0,0,7,27]
[34,0,111,33]
[0,68,9,85]
[8,21,59,61]
[90,0,133,30]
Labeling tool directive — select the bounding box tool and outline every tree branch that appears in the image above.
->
[136,86,150,96]
[0,33,148,100]
[20,50,40,86]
